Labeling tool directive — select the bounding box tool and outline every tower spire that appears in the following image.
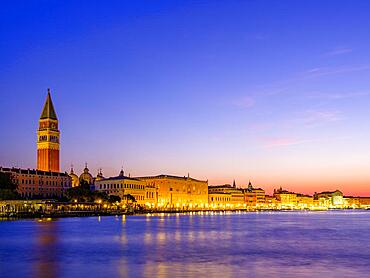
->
[40,88,58,120]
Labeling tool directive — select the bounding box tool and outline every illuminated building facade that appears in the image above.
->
[94,169,147,205]
[138,174,208,209]
[264,195,278,209]
[344,196,360,208]
[243,182,265,208]
[208,184,245,208]
[0,167,71,198]
[208,192,231,209]
[69,167,80,187]
[37,89,60,172]
[296,194,314,209]
[314,190,344,208]
[358,197,370,208]
[273,187,297,208]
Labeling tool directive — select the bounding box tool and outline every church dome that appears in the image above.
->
[79,163,94,185]
[69,167,79,187]
[95,168,105,181]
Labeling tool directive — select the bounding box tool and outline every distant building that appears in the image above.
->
[273,187,297,208]
[208,183,244,208]
[358,197,370,208]
[264,195,278,209]
[208,192,232,209]
[344,196,360,208]
[314,190,344,208]
[0,167,71,198]
[296,194,314,209]
[243,181,265,208]
[95,169,147,205]
[138,174,208,209]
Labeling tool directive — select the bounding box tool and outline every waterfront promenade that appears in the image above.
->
[2,199,369,220]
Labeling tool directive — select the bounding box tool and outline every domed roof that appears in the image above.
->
[95,168,105,181]
[69,166,79,187]
[79,163,94,185]
[119,168,124,177]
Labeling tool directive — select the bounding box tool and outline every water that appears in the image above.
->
[1,211,370,278]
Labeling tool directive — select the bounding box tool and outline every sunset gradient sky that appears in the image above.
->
[1,1,370,195]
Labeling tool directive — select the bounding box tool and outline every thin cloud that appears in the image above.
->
[325,47,353,56]
[307,91,370,100]
[260,134,351,148]
[261,137,310,148]
[303,65,370,79]
[298,110,342,127]
[232,96,255,109]
[251,65,370,97]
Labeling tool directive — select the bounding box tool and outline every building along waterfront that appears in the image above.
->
[94,169,148,205]
[208,183,245,209]
[137,174,209,210]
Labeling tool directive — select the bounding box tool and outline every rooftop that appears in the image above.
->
[136,174,207,183]
[0,167,69,177]
[96,175,141,182]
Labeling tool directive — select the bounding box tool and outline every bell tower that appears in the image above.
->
[37,88,60,172]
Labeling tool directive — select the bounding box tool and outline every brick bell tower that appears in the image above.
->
[37,88,60,172]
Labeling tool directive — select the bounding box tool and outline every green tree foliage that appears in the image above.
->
[0,172,20,200]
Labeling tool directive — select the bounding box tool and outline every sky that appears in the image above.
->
[1,0,370,196]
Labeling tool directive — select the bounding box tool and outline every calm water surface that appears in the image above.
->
[1,211,370,278]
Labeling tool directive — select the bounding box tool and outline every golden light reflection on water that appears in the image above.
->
[117,258,129,278]
[156,231,166,243]
[141,261,235,278]
[144,232,152,244]
[33,220,59,278]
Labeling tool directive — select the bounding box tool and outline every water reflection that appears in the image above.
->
[33,220,59,278]
[1,211,370,277]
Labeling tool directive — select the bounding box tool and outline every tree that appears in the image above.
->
[108,195,121,204]
[0,172,20,200]
[65,180,109,203]
[124,194,136,203]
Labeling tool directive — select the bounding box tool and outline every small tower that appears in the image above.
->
[37,89,60,172]
[233,179,236,188]
[119,167,124,177]
[248,180,253,191]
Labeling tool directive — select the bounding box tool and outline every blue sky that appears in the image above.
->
[1,0,370,195]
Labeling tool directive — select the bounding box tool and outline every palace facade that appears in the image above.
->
[137,174,209,209]
[94,169,148,205]
[0,167,71,198]
[208,183,245,209]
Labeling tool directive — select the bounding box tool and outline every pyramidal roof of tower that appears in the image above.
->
[40,89,58,120]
